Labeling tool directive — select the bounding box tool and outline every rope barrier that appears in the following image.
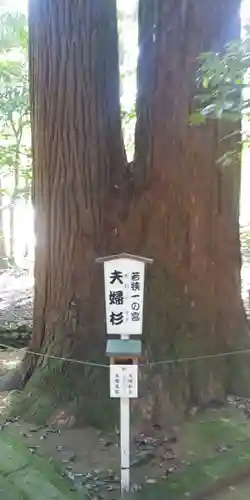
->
[140,348,250,367]
[0,343,109,368]
[1,342,250,369]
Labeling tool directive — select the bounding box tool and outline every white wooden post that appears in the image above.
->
[96,253,153,497]
[110,363,138,496]
[120,396,130,496]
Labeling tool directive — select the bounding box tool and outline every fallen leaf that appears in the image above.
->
[146,478,157,484]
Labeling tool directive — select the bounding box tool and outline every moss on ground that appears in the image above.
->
[0,430,84,500]
[7,392,250,499]
[129,406,250,500]
[130,444,250,500]
[182,406,250,454]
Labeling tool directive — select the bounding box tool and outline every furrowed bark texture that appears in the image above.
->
[126,0,249,421]
[14,0,250,427]
[19,0,125,426]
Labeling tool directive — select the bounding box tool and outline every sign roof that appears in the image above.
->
[95,253,153,264]
[106,339,142,356]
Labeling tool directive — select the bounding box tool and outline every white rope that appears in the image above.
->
[1,343,250,369]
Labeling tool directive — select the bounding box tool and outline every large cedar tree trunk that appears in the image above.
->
[12,0,250,427]
[129,0,250,420]
[13,0,126,427]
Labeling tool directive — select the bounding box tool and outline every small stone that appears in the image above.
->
[28,447,37,454]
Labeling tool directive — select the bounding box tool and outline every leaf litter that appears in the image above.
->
[1,269,250,497]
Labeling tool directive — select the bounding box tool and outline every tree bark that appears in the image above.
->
[11,0,250,428]
[9,202,14,262]
[23,177,30,259]
[0,178,7,269]
[127,0,249,421]
[9,139,21,264]
[13,0,126,427]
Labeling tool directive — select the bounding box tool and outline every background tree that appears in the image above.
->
[10,0,250,427]
[0,178,7,268]
[0,9,27,52]
[0,8,31,265]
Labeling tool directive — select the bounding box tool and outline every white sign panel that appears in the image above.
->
[104,259,145,335]
[110,365,138,398]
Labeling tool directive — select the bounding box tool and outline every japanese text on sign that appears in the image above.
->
[104,259,145,335]
[110,365,138,398]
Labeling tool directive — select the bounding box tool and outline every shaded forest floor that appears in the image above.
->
[1,389,250,498]
[0,270,33,330]
[1,350,250,498]
[213,481,250,500]
[0,248,249,498]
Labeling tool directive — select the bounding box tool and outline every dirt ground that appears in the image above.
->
[0,271,190,497]
[213,481,250,500]
[1,361,250,500]
[0,347,185,497]
[0,270,33,329]
[1,377,250,499]
[0,271,183,496]
[0,374,183,497]
[0,269,250,498]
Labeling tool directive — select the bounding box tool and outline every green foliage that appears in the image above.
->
[0,9,28,52]
[193,40,244,120]
[241,230,250,264]
[0,60,29,136]
[0,63,29,109]
[0,7,31,203]
[191,27,250,165]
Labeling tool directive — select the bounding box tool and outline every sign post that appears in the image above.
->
[110,363,138,494]
[121,395,130,494]
[96,253,153,496]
